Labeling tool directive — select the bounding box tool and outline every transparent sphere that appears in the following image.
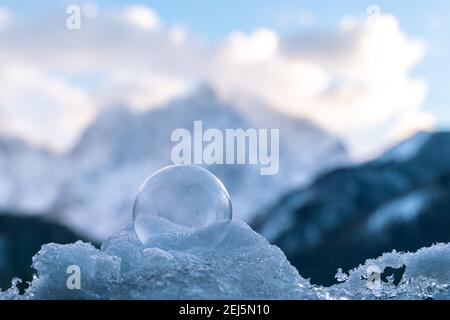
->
[132,165,232,248]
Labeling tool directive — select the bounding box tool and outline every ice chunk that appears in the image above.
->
[318,243,450,300]
[24,241,121,300]
[0,278,21,300]
[2,222,450,300]
[1,221,311,299]
[133,165,232,248]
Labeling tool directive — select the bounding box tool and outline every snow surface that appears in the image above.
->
[320,243,450,300]
[0,221,312,299]
[1,220,450,300]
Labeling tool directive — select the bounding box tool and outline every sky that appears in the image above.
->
[0,0,449,159]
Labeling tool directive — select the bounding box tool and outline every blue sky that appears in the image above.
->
[0,0,449,156]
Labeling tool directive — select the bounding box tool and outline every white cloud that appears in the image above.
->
[168,25,187,46]
[123,5,160,32]
[209,28,329,112]
[208,15,430,158]
[221,29,279,63]
[0,65,94,150]
[82,1,99,20]
[96,70,191,111]
[0,8,431,158]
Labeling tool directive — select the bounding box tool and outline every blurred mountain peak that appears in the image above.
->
[164,85,229,112]
[0,86,349,240]
[190,85,218,103]
[380,131,433,162]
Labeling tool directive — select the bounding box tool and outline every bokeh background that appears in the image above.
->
[1,0,450,289]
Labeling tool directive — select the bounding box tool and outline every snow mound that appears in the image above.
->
[2,221,450,300]
[1,221,311,300]
[319,243,450,300]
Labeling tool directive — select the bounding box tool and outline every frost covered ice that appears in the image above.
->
[2,164,450,300]
[0,221,450,299]
[317,243,450,300]
[1,221,312,299]
[2,222,450,299]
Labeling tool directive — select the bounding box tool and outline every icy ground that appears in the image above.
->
[1,220,449,300]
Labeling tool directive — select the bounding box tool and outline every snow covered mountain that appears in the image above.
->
[0,136,63,213]
[0,87,348,240]
[56,88,348,239]
[253,131,450,285]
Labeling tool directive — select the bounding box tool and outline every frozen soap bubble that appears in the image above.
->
[132,165,232,249]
